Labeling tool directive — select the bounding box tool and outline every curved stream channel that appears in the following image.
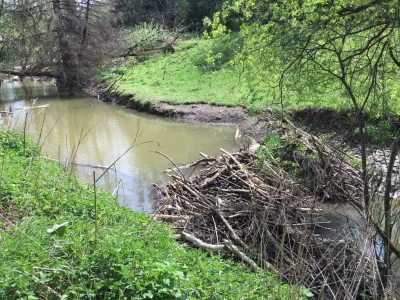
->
[2,78,400,280]
[0,79,237,211]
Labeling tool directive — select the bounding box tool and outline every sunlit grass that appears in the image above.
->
[105,39,243,106]
[103,37,400,115]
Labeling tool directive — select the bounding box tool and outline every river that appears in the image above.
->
[0,79,237,211]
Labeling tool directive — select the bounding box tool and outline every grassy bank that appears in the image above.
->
[102,38,243,107]
[0,129,308,299]
[102,35,400,116]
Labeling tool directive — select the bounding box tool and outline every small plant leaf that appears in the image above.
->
[47,222,69,236]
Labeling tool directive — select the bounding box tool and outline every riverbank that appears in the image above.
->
[98,37,301,143]
[0,129,302,299]
[98,38,397,147]
[99,89,269,144]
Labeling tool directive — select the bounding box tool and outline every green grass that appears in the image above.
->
[101,36,351,112]
[0,129,310,299]
[102,37,246,107]
[102,35,400,116]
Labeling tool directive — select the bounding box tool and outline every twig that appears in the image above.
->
[15,104,49,110]
[214,209,247,249]
[151,214,190,221]
[93,171,98,248]
[150,150,185,181]
[224,242,264,272]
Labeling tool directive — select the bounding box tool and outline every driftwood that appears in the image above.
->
[165,158,215,173]
[151,214,190,221]
[180,232,225,251]
[0,69,55,78]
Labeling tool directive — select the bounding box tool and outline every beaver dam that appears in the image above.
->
[152,116,394,299]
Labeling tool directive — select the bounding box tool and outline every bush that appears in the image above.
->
[122,23,171,54]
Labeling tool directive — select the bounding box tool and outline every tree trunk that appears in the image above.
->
[382,137,400,286]
[52,0,79,96]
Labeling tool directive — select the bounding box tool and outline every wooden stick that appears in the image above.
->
[45,157,115,171]
[224,242,264,272]
[214,209,247,249]
[220,188,250,194]
[200,166,227,189]
[151,214,190,221]
[150,150,185,180]
[199,152,212,159]
[220,148,243,170]
[180,232,225,250]
[165,158,215,173]
[15,104,49,110]
[93,171,98,248]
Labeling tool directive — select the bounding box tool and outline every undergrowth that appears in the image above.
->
[0,129,306,299]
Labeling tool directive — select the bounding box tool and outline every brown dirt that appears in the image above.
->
[99,91,269,143]
[152,102,270,143]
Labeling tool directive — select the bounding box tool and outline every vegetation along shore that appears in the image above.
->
[1,0,400,299]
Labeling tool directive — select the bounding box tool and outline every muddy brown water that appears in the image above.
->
[0,79,237,211]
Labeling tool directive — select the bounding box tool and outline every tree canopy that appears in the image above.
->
[207,0,400,116]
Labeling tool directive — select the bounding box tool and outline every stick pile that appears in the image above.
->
[153,118,378,298]
[279,120,364,209]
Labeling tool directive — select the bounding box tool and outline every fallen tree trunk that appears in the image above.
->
[45,157,116,171]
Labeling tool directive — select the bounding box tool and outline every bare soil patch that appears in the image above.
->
[99,90,269,143]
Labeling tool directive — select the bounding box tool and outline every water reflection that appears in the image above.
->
[0,80,237,211]
[0,79,57,102]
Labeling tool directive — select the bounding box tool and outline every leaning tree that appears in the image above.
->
[0,0,119,95]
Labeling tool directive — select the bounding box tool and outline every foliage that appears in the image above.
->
[205,0,400,115]
[204,0,400,286]
[122,23,171,56]
[0,0,118,95]
[0,0,53,70]
[258,134,282,164]
[103,27,400,113]
[0,129,301,299]
[353,119,400,146]
[258,132,315,180]
[114,0,225,30]
[344,151,362,170]
[103,36,353,111]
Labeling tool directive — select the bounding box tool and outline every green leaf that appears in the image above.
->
[47,222,69,236]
